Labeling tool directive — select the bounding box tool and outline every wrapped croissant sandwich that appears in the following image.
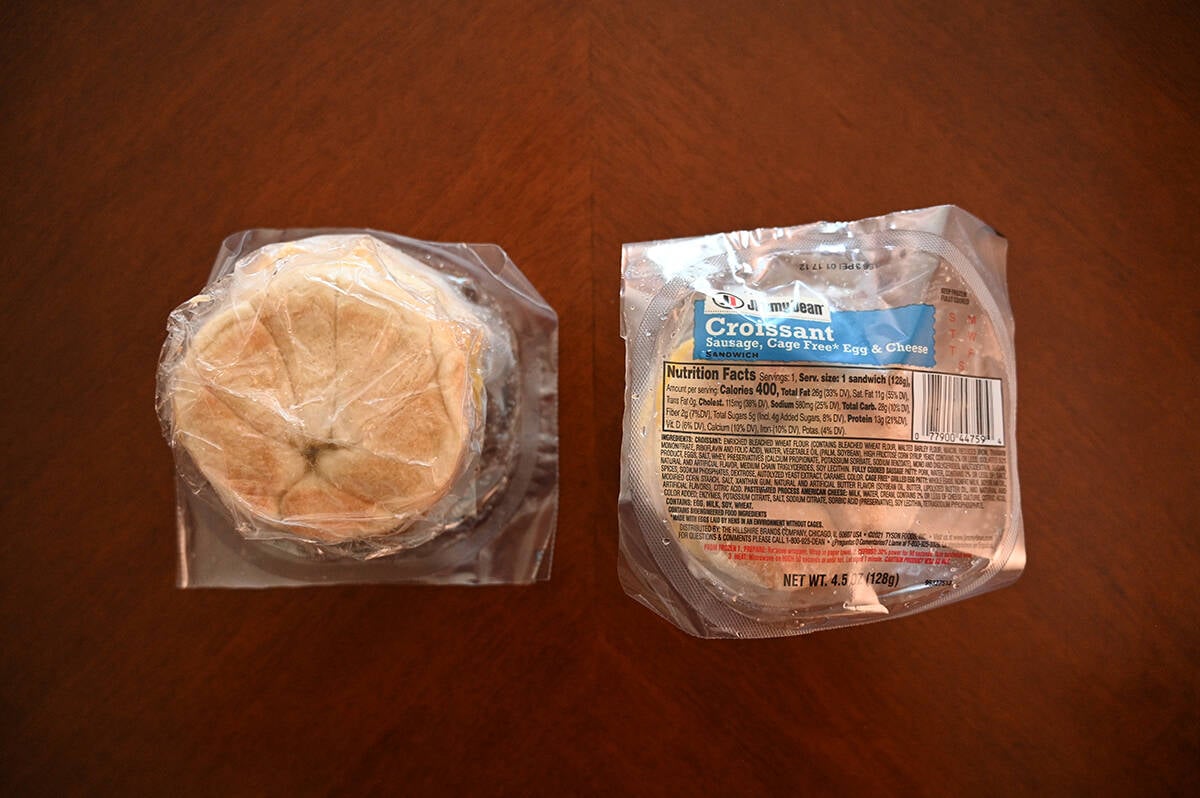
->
[159,231,558,587]
[619,206,1023,637]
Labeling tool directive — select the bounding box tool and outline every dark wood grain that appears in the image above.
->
[1,1,1196,794]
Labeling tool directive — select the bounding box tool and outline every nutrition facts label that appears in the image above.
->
[660,361,1003,446]
[658,360,1008,516]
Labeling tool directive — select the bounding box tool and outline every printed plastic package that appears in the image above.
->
[619,206,1023,637]
[158,230,558,586]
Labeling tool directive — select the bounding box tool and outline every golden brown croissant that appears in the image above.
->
[170,236,479,543]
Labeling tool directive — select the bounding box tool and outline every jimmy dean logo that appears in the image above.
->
[703,291,831,322]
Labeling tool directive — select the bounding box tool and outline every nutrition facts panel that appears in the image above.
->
[660,361,1004,446]
[658,361,1009,513]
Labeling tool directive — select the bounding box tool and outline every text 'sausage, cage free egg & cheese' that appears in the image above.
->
[619,206,1023,638]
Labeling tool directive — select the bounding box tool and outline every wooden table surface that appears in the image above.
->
[2,1,1197,794]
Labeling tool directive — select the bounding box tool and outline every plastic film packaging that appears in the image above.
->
[158,230,557,586]
[619,206,1023,637]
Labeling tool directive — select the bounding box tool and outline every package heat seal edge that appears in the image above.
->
[157,229,558,587]
[618,205,1024,638]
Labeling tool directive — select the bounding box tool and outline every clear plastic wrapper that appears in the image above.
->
[158,230,557,586]
[619,206,1023,637]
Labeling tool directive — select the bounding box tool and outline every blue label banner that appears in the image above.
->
[693,301,935,367]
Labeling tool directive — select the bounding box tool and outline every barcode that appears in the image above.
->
[911,372,1004,446]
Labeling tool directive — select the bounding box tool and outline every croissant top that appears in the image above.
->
[168,235,483,542]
